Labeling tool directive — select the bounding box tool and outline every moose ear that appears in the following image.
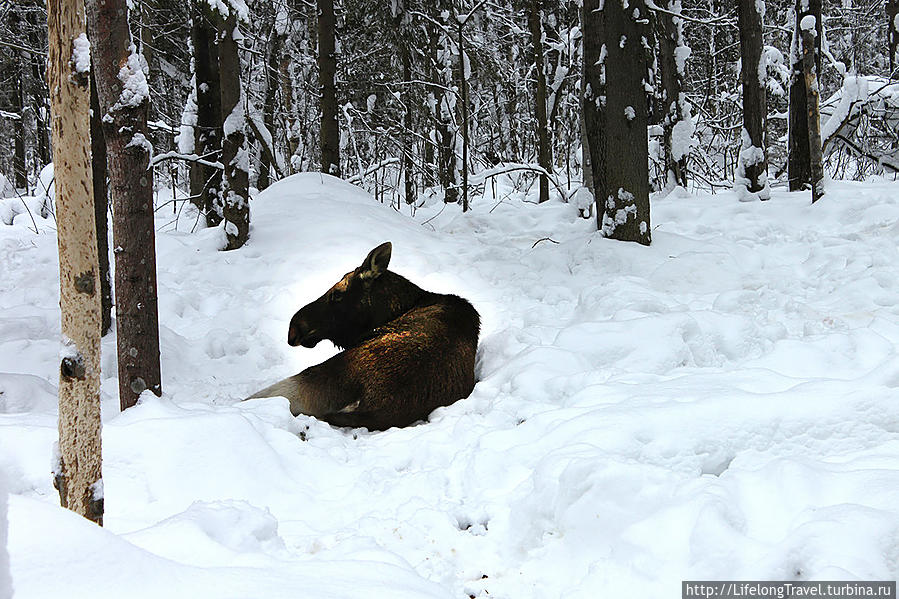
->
[359,242,392,281]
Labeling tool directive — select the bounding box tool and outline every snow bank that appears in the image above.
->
[2,172,899,597]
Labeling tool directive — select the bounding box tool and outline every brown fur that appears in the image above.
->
[246,242,480,430]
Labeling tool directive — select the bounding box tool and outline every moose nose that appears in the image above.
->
[288,321,320,347]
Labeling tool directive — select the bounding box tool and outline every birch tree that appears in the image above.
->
[47,0,104,525]
[86,0,163,410]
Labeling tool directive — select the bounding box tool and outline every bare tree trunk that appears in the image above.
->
[528,0,551,203]
[401,41,415,204]
[216,7,250,250]
[889,0,899,79]
[317,0,340,176]
[457,17,470,212]
[13,66,28,191]
[788,0,821,191]
[736,0,770,200]
[582,0,603,199]
[90,70,112,335]
[86,0,163,411]
[586,0,652,244]
[27,2,52,168]
[258,23,284,191]
[47,0,104,525]
[801,19,824,203]
[191,0,224,226]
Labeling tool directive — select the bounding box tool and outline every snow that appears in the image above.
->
[670,111,696,161]
[800,14,816,32]
[116,45,150,109]
[0,468,10,599]
[3,173,899,596]
[177,78,198,155]
[71,33,91,75]
[223,96,245,138]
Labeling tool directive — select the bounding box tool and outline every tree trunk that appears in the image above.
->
[787,0,821,191]
[13,64,28,191]
[86,0,163,411]
[317,0,340,176]
[801,20,824,203]
[27,1,52,168]
[585,0,652,244]
[216,7,250,250]
[888,0,899,79]
[528,0,551,203]
[47,0,104,525]
[582,0,603,201]
[458,18,470,212]
[656,0,691,189]
[191,0,224,226]
[401,41,415,204]
[736,0,770,200]
[258,24,284,191]
[90,70,113,335]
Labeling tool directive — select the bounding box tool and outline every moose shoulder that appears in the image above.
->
[246,242,480,430]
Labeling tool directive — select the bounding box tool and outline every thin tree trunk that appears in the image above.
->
[401,41,415,204]
[888,0,899,79]
[528,0,551,203]
[787,0,821,191]
[317,0,340,176]
[801,20,824,203]
[216,7,250,250]
[191,0,224,226]
[90,70,112,335]
[656,1,690,189]
[47,0,104,525]
[13,66,28,191]
[736,0,770,200]
[258,25,283,191]
[458,18,469,212]
[86,0,163,411]
[27,1,52,168]
[582,0,603,200]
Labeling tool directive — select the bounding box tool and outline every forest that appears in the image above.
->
[1,0,899,597]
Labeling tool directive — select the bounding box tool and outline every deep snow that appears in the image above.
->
[1,173,899,598]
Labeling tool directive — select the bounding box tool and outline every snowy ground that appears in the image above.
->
[1,173,899,598]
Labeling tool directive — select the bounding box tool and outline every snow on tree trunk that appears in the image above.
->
[89,70,113,334]
[86,0,163,411]
[787,0,822,192]
[529,0,551,203]
[656,0,694,190]
[47,0,104,525]
[584,0,652,245]
[800,15,824,203]
[190,0,224,227]
[318,0,340,177]
[216,4,250,250]
[735,0,771,201]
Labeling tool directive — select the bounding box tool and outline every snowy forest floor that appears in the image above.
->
[2,174,899,598]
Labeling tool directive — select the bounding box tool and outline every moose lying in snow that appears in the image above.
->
[246,242,480,430]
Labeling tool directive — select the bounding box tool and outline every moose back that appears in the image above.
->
[246,242,480,430]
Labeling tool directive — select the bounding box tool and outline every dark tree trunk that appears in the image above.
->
[582,0,603,200]
[190,0,223,227]
[89,71,112,336]
[736,0,770,200]
[889,0,899,79]
[86,0,163,410]
[13,64,28,191]
[458,18,470,212]
[216,8,250,250]
[401,42,415,204]
[787,0,822,192]
[528,0,551,203]
[27,2,52,167]
[585,0,652,245]
[656,1,689,189]
[317,0,340,176]
[258,24,284,191]
[801,21,824,203]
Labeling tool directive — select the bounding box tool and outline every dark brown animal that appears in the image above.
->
[246,242,480,430]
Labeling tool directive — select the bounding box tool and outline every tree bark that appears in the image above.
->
[458,18,470,212]
[582,0,603,201]
[216,6,250,250]
[13,63,28,191]
[90,70,112,335]
[190,0,224,226]
[787,0,821,191]
[47,0,104,525]
[736,0,770,200]
[801,21,824,203]
[889,0,899,79]
[528,0,551,203]
[86,0,163,411]
[317,0,340,176]
[585,0,652,245]
[258,22,284,191]
[401,40,416,204]
[656,1,690,189]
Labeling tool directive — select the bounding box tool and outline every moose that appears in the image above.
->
[246,242,480,430]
